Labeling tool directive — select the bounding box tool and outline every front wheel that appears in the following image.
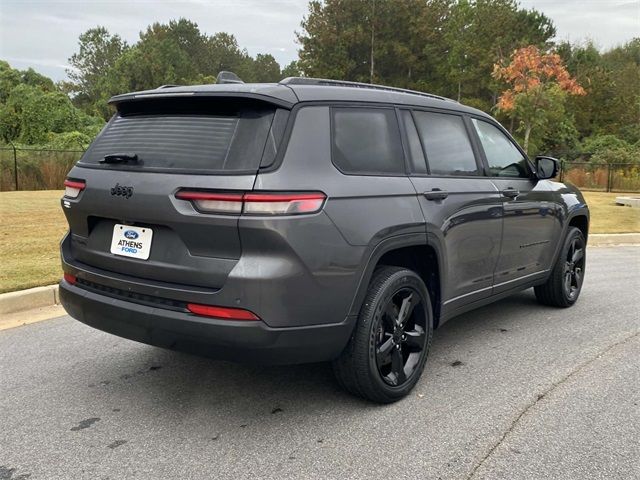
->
[333,266,433,403]
[535,227,586,308]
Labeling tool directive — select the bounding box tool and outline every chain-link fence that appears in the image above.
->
[559,162,640,193]
[1,146,84,191]
[1,146,639,193]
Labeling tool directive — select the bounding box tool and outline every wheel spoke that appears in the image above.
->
[568,238,576,261]
[404,325,425,350]
[574,268,582,287]
[384,301,398,324]
[572,248,584,264]
[376,336,394,366]
[564,272,572,293]
[397,293,417,327]
[391,347,406,385]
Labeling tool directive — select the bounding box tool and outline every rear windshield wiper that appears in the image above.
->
[101,153,139,164]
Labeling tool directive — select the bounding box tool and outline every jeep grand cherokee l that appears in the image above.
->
[59,77,589,403]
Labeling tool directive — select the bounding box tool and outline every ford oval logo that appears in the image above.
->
[124,230,139,240]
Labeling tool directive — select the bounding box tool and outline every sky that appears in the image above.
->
[0,0,639,82]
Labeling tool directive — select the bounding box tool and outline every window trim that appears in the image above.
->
[405,107,485,178]
[467,115,535,180]
[329,105,407,177]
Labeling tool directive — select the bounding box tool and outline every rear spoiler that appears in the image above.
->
[108,85,297,109]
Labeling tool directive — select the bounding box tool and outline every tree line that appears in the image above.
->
[1,0,638,163]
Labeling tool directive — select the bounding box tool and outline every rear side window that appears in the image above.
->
[413,111,479,176]
[80,98,282,173]
[331,107,404,175]
[471,118,530,178]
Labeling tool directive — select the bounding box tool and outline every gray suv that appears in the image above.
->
[60,77,589,403]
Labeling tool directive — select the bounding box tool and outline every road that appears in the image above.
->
[1,246,639,480]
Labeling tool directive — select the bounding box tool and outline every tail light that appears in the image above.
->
[175,191,243,214]
[243,193,326,215]
[63,273,77,285]
[186,303,259,320]
[176,190,326,215]
[64,179,85,199]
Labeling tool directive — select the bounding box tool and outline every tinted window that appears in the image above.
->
[332,108,404,174]
[413,111,478,175]
[80,98,278,173]
[472,118,529,178]
[401,110,427,174]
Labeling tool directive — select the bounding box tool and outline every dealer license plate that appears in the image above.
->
[110,224,153,260]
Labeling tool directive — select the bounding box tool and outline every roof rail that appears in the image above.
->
[279,77,456,103]
[156,84,180,89]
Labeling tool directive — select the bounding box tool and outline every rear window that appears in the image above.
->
[413,111,479,176]
[80,98,285,173]
[331,107,404,175]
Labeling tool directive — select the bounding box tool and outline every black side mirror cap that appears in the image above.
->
[535,156,559,180]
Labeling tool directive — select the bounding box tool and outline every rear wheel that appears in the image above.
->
[333,266,433,403]
[535,227,586,308]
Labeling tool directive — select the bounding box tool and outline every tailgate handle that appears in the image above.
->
[423,189,449,201]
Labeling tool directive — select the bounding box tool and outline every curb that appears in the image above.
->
[0,284,59,315]
[589,233,640,246]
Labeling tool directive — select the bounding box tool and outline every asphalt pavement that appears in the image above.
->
[1,246,639,480]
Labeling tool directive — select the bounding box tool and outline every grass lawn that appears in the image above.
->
[0,190,638,293]
[1,191,67,293]
[581,191,640,234]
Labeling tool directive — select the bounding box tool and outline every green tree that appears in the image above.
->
[251,54,282,82]
[0,62,104,145]
[66,27,128,116]
[281,60,302,78]
[297,0,451,88]
[444,0,555,107]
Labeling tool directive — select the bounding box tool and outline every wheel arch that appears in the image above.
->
[568,213,589,242]
[348,234,445,328]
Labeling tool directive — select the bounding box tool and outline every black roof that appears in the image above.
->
[108,77,489,118]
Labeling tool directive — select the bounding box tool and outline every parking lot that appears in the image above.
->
[1,246,639,480]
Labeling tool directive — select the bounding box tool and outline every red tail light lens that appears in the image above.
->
[175,190,326,216]
[63,273,77,285]
[243,193,326,215]
[175,191,243,214]
[186,303,259,320]
[64,179,85,199]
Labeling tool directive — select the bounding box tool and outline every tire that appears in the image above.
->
[333,266,433,403]
[535,227,586,308]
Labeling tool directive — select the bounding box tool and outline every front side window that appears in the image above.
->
[471,118,530,178]
[412,111,479,176]
[332,107,404,175]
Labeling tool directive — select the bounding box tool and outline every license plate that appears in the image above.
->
[110,224,153,260]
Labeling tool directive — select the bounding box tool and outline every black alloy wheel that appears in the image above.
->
[375,287,427,386]
[535,227,587,308]
[333,266,433,403]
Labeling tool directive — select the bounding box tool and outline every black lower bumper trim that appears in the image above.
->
[59,281,355,365]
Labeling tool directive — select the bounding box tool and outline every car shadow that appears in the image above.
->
[71,289,544,431]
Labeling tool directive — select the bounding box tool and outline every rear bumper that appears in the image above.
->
[59,280,355,365]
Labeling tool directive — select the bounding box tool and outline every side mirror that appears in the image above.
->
[535,156,559,180]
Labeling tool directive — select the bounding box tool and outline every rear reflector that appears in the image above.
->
[63,273,77,285]
[186,303,259,320]
[64,179,86,199]
[175,190,326,215]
